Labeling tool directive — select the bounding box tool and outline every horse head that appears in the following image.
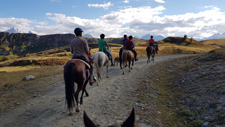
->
[83,108,135,127]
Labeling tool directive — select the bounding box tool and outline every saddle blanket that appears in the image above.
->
[63,59,90,69]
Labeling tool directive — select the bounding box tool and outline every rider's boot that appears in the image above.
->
[135,55,138,61]
[89,67,95,85]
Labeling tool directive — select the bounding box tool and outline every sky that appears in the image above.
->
[0,0,225,39]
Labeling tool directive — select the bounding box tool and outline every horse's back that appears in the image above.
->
[93,51,109,67]
[64,60,86,72]
[122,50,134,61]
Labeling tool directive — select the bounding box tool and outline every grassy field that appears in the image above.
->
[0,39,220,97]
[202,39,225,47]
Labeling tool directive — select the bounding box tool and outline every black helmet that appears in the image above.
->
[124,34,127,38]
[74,27,83,35]
[100,34,105,39]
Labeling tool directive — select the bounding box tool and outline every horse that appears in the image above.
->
[93,47,111,85]
[83,108,135,127]
[64,59,90,114]
[146,46,155,63]
[121,50,134,75]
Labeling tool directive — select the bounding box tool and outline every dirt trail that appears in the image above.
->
[0,54,193,127]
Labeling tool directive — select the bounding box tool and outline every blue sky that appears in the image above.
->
[0,0,225,39]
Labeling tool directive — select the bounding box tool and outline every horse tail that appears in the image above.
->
[122,51,128,67]
[95,53,103,78]
[64,63,76,110]
[146,47,150,57]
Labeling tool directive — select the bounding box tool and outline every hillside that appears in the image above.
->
[0,32,221,58]
[201,39,225,48]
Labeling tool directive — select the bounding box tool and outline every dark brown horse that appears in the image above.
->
[83,108,135,127]
[146,46,155,63]
[64,60,90,114]
[121,50,134,75]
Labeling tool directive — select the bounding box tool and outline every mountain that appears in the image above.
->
[83,34,93,38]
[204,33,225,40]
[28,31,33,34]
[5,27,21,33]
[138,34,164,41]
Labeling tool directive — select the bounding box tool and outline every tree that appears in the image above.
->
[184,35,187,41]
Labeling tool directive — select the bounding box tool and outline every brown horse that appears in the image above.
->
[83,108,135,127]
[121,50,134,75]
[64,60,90,114]
[146,46,155,63]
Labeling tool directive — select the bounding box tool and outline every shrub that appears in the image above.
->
[184,35,187,41]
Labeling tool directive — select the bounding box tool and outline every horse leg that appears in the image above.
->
[106,65,109,78]
[80,80,89,105]
[128,61,131,72]
[74,85,82,112]
[120,58,122,69]
[122,61,125,75]
[152,54,155,62]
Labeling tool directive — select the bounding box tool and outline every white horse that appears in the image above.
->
[92,47,111,85]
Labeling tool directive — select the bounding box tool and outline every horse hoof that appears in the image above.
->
[86,94,89,97]
[68,111,73,115]
[80,101,83,105]
[123,72,125,75]
[76,109,80,112]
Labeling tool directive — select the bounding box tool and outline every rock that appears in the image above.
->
[168,65,175,68]
[202,122,209,127]
[23,75,35,80]
[189,116,195,121]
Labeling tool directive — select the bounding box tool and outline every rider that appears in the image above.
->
[125,35,138,61]
[119,35,128,67]
[70,27,95,85]
[97,34,114,66]
[149,35,158,54]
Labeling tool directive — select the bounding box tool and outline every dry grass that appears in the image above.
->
[202,39,225,46]
[0,66,41,72]
[0,65,63,112]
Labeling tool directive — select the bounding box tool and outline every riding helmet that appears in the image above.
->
[74,27,83,35]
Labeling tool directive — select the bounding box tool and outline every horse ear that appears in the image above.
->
[121,108,135,127]
[83,111,97,127]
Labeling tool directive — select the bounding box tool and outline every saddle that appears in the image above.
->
[63,59,90,69]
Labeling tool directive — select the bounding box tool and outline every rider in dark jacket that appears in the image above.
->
[125,35,138,61]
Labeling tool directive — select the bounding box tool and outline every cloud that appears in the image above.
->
[155,0,165,4]
[88,2,113,10]
[1,6,225,39]
[0,17,46,33]
[50,0,62,2]
[123,0,129,3]
[46,13,52,16]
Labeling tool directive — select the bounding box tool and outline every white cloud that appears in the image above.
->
[123,0,129,3]
[0,17,46,33]
[155,0,165,4]
[46,13,52,16]
[88,2,113,10]
[1,6,225,39]
[50,0,61,2]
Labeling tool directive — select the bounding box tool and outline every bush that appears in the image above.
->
[184,35,187,41]
[0,56,10,62]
